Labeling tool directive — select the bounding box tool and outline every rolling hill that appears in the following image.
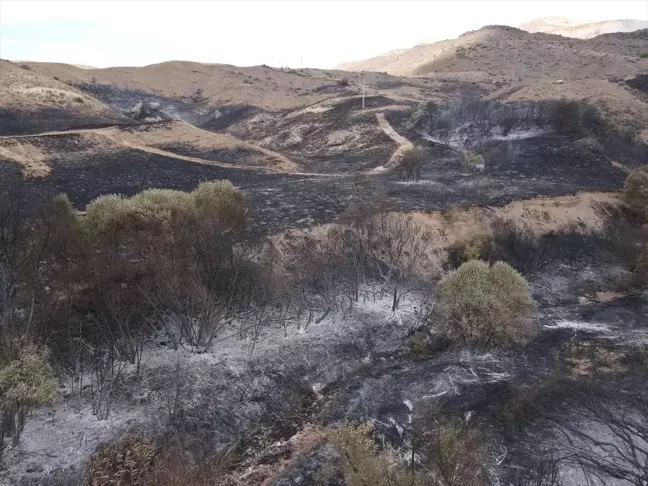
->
[519,16,648,39]
[336,25,648,81]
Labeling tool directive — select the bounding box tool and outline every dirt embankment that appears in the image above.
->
[273,191,620,277]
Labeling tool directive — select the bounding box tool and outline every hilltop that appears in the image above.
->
[0,60,131,135]
[336,25,648,80]
[519,16,648,39]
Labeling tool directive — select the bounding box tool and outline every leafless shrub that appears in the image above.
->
[488,219,545,273]
[372,213,432,311]
[553,389,648,486]
[506,452,564,486]
[623,166,648,221]
[400,148,425,182]
[288,227,351,324]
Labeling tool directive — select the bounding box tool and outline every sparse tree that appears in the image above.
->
[373,214,431,312]
[400,147,425,182]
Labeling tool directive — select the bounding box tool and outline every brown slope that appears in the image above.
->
[24,60,441,111]
[0,60,131,135]
[336,26,648,83]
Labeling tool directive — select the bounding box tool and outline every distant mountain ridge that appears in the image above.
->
[519,17,648,39]
[336,24,648,79]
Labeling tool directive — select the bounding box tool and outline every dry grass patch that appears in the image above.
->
[0,140,50,177]
[104,121,300,172]
[565,342,631,377]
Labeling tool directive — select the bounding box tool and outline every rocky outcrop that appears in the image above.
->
[127,101,171,122]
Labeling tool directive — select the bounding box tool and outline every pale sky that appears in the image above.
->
[1,0,647,68]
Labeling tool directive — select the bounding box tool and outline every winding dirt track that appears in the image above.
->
[0,126,342,178]
[0,99,416,178]
[370,112,414,173]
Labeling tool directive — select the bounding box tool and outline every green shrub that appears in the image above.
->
[0,344,56,446]
[447,231,493,268]
[82,194,128,235]
[640,52,648,59]
[462,150,485,168]
[622,167,648,220]
[192,180,247,230]
[409,335,427,355]
[0,345,56,408]
[328,422,428,486]
[435,260,536,347]
[328,421,488,486]
[83,182,246,238]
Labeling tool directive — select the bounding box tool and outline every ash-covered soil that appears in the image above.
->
[212,95,413,173]
[6,249,645,485]
[0,107,132,137]
[1,131,625,239]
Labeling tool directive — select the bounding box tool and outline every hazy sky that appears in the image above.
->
[1,0,647,68]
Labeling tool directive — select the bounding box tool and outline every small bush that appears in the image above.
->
[88,437,158,486]
[447,231,493,268]
[435,260,536,347]
[338,77,350,87]
[622,166,648,220]
[461,150,484,169]
[328,422,430,486]
[329,421,488,486]
[192,180,246,230]
[0,345,56,408]
[549,98,583,134]
[399,147,425,181]
[640,52,648,59]
[0,344,56,447]
[409,335,427,355]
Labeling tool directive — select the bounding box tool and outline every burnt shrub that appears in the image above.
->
[488,219,608,273]
[547,98,605,137]
[548,99,583,135]
[622,166,648,219]
[489,220,545,273]
[604,127,648,166]
[475,140,514,170]
[399,147,425,181]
